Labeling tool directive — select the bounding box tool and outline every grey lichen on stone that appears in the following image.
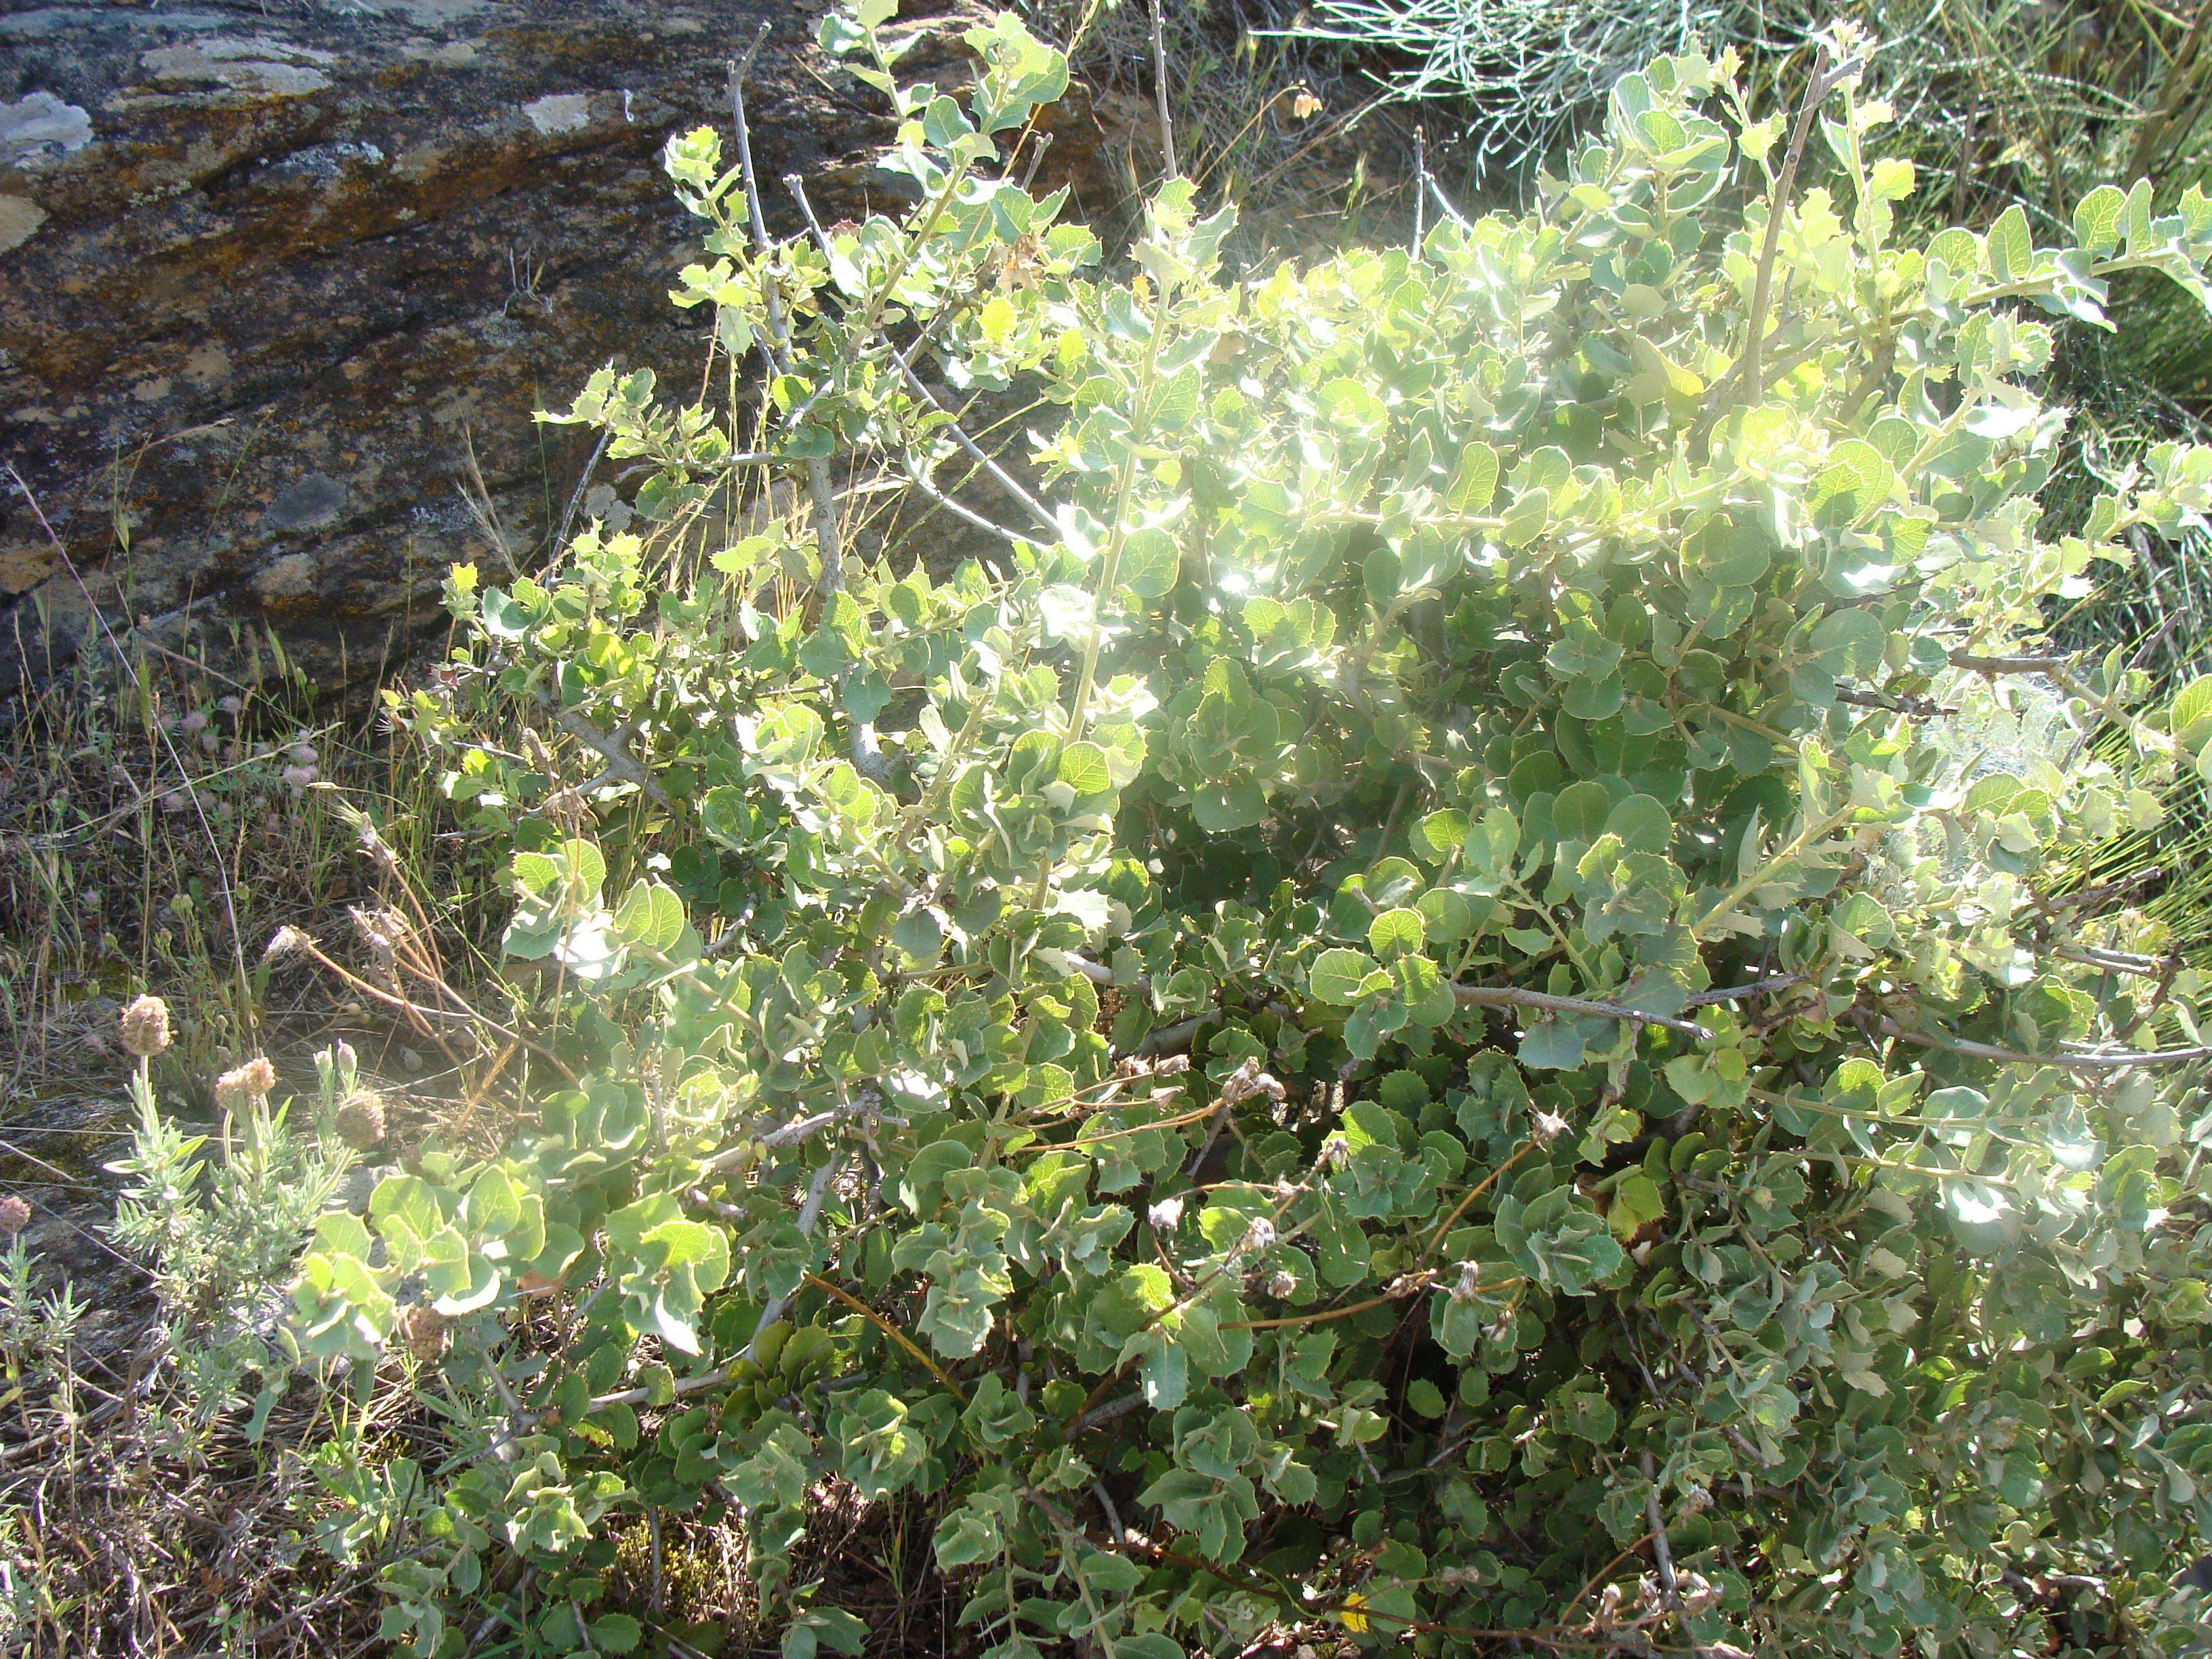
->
[140,37,337,98]
[263,474,350,533]
[0,92,94,167]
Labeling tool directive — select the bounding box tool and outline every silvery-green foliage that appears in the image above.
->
[319,7,2212,1655]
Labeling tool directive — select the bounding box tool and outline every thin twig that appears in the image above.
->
[1836,685,1954,718]
[729,43,846,602]
[784,171,1059,539]
[801,1270,967,1399]
[1683,972,1809,1009]
[1455,984,1714,1043]
[539,697,673,808]
[1711,43,1859,416]
[1639,1451,1681,1610]
[1869,1016,2212,1071]
[1948,649,2075,675]
[1147,0,1178,180]
[1412,125,1426,252]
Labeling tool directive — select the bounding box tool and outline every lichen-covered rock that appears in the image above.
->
[0,0,1107,691]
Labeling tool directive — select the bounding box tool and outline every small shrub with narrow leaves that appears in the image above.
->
[298,8,2212,1656]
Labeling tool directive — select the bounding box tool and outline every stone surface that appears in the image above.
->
[0,0,1123,691]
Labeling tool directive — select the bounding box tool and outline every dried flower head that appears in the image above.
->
[541,784,592,830]
[0,1195,29,1237]
[214,1056,279,1110]
[120,994,173,1057]
[354,818,400,873]
[1217,1055,1286,1108]
[397,1303,447,1362]
[351,906,409,972]
[263,925,310,962]
[333,1090,388,1150]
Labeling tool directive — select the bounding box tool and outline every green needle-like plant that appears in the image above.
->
[279,7,2212,1655]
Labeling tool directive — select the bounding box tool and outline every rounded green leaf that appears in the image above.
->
[1368,906,1427,960]
[1553,781,1612,843]
[1603,794,1673,854]
[1058,740,1113,796]
[1310,947,1380,1004]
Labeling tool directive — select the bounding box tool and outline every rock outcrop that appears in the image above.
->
[0,0,1125,691]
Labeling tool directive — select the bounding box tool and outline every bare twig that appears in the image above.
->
[1868,1015,2212,1071]
[539,699,673,808]
[1456,984,1715,1043]
[1640,1451,1681,1610]
[783,171,1058,539]
[1147,0,1178,180]
[1425,170,1472,230]
[1683,972,1809,1009]
[897,462,1030,551]
[1412,125,1426,252]
[886,348,1058,531]
[1837,685,1954,718]
[729,43,847,602]
[2032,867,2163,919]
[1711,43,1862,416]
[1948,649,2075,675]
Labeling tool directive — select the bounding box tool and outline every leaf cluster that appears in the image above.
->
[314,11,2212,1657]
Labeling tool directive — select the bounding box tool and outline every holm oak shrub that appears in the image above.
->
[300,8,2212,1656]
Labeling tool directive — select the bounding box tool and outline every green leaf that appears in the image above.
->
[1603,794,1673,855]
[1987,203,2032,282]
[1368,907,1427,960]
[1463,806,1520,893]
[1311,947,1380,1005]
[1116,526,1183,601]
[1811,607,1886,676]
[613,878,686,954]
[1058,740,1113,796]
[1607,1172,1664,1240]
[2074,184,2126,258]
[1448,441,1500,513]
[1813,439,1895,515]
[2172,674,2212,744]
[591,1615,643,1655]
